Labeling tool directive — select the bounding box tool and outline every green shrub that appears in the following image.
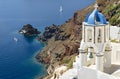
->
[111,39,118,43]
[61,57,70,64]
[105,3,120,26]
[67,57,75,69]
[61,56,75,69]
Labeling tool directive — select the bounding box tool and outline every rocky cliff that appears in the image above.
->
[35,0,120,79]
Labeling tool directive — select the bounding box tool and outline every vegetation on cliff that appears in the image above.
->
[96,0,120,27]
[105,1,120,26]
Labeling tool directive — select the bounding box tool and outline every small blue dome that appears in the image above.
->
[85,9,107,25]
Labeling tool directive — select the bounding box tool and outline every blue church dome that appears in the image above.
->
[85,8,107,25]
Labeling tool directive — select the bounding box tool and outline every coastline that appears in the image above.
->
[31,41,47,79]
[0,0,100,79]
[35,4,94,79]
[35,0,120,78]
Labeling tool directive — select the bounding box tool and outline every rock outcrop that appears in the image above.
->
[37,24,71,42]
[19,24,40,36]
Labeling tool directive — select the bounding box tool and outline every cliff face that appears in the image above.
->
[35,0,120,78]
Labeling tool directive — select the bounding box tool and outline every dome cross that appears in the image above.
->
[94,3,98,9]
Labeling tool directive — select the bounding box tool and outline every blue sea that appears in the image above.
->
[0,0,95,79]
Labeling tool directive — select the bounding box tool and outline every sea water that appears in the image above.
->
[0,0,95,79]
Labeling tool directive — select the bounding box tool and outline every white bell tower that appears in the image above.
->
[73,4,112,72]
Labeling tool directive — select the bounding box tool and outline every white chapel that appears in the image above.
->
[73,3,112,71]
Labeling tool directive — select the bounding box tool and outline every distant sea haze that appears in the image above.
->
[0,0,95,79]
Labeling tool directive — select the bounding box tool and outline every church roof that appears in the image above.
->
[85,8,107,25]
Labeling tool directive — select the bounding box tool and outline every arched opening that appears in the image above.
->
[87,47,95,66]
[87,29,92,42]
[98,29,102,43]
[79,43,99,67]
[80,45,96,66]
